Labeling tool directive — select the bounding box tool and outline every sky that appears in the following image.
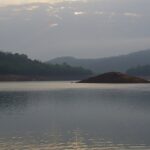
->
[0,0,150,61]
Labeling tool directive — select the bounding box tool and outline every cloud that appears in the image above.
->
[0,0,88,7]
[74,11,86,15]
[94,11,141,18]
[123,12,141,17]
[24,5,39,11]
[0,0,149,60]
[12,5,39,12]
[49,23,58,27]
[94,11,105,15]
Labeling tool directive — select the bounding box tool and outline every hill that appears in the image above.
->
[48,49,150,73]
[127,65,150,77]
[79,72,149,84]
[0,51,92,81]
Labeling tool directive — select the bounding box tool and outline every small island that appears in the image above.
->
[79,72,150,83]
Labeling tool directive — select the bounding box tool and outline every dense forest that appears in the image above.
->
[0,51,92,80]
[127,65,150,76]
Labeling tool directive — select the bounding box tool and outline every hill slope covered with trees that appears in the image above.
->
[0,51,92,81]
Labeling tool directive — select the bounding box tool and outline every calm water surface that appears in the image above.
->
[0,81,150,150]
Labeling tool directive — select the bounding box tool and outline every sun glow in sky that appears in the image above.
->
[0,0,70,6]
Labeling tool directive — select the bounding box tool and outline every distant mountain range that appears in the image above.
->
[48,49,150,73]
[127,65,150,77]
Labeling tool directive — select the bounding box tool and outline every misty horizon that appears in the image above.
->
[0,0,150,60]
[2,48,150,62]
[1,1,150,149]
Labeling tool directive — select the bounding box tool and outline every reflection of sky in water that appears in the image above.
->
[0,81,149,92]
[0,129,150,150]
[0,82,150,149]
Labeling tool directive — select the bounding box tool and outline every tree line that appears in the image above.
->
[0,51,92,78]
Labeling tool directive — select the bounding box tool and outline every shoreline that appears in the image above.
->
[0,75,89,81]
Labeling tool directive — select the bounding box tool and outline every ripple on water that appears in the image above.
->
[0,136,150,150]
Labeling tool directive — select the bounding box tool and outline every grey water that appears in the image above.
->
[0,81,150,150]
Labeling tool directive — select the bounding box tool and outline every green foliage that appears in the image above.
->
[127,65,150,76]
[0,51,92,78]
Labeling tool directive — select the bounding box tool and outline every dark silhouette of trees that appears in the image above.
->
[0,51,92,78]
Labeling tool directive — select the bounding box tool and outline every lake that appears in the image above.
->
[0,81,150,150]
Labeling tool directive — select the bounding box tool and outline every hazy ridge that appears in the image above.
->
[48,49,150,73]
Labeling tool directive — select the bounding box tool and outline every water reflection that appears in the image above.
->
[0,82,150,149]
[0,92,30,115]
[0,129,150,150]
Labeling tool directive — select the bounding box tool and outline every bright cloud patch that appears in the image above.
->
[74,11,85,15]
[0,0,87,7]
[49,23,58,27]
[25,6,39,11]
[124,12,141,17]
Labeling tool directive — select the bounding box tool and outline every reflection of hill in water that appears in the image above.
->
[0,92,29,114]
[1,87,150,113]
